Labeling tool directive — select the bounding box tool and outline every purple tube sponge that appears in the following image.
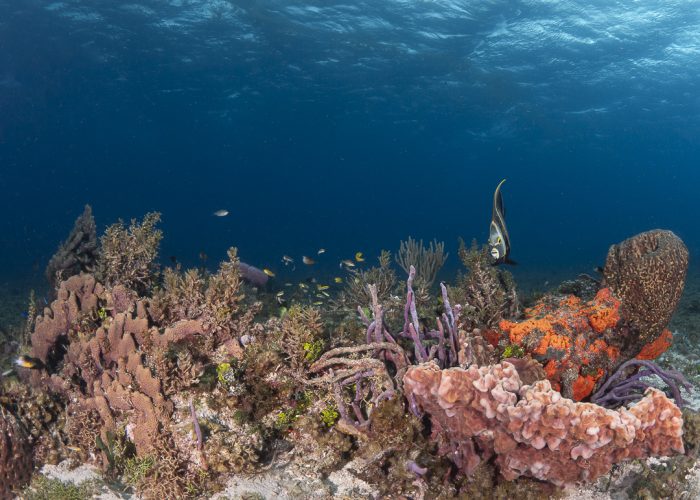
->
[590,359,692,408]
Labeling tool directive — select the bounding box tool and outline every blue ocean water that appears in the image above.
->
[1,0,698,288]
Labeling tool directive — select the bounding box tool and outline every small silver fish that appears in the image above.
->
[213,209,229,217]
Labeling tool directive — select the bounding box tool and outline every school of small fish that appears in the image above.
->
[201,183,513,315]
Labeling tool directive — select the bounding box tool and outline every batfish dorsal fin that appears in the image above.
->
[494,178,507,218]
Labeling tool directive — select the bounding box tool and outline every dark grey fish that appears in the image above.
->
[488,179,516,265]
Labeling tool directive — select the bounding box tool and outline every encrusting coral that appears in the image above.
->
[45,204,98,290]
[403,361,685,486]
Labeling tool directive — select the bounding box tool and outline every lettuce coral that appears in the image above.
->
[403,361,685,486]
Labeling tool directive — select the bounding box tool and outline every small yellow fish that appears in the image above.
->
[317,248,326,255]
[15,355,44,369]
[302,256,315,265]
[263,268,276,277]
[334,277,343,283]
[321,291,330,298]
[340,259,355,268]
[355,252,365,262]
[66,445,82,452]
[298,283,309,290]
[213,209,229,217]
[316,284,329,291]
[276,291,285,297]
[313,301,323,305]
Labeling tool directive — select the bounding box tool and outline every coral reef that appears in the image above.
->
[0,406,33,498]
[23,247,264,497]
[602,229,688,356]
[45,205,98,290]
[10,218,698,498]
[96,212,163,295]
[403,361,685,486]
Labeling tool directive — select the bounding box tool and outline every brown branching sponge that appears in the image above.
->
[0,407,33,497]
[453,239,519,330]
[45,204,98,289]
[97,212,162,295]
[152,247,262,356]
[404,361,685,486]
[602,229,688,356]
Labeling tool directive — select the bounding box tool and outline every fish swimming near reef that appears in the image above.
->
[213,209,229,217]
[15,355,44,370]
[303,256,315,265]
[488,179,516,265]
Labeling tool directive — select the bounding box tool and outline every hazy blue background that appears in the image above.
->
[1,0,698,287]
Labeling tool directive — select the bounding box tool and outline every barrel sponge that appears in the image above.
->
[0,409,33,497]
[602,229,688,347]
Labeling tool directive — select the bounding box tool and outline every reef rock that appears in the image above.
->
[0,408,33,498]
[403,362,685,486]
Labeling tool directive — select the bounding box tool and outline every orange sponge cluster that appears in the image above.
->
[498,288,671,401]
